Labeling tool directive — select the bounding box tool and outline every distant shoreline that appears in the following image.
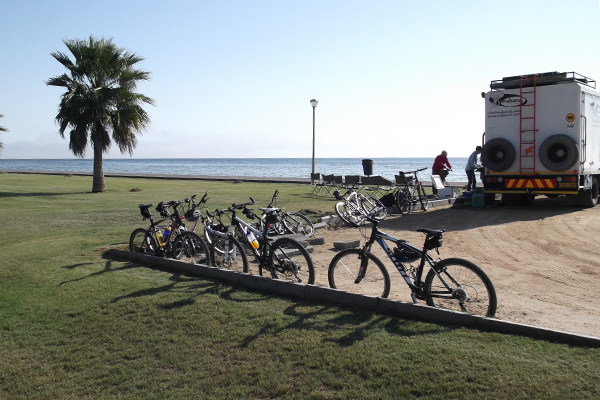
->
[1,169,471,186]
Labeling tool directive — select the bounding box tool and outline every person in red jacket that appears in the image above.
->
[432,150,452,195]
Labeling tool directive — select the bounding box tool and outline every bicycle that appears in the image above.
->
[257,189,315,237]
[211,198,315,284]
[395,167,430,215]
[327,216,497,317]
[129,200,211,266]
[182,193,248,273]
[333,189,387,227]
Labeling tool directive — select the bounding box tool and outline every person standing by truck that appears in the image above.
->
[466,146,482,192]
[432,150,452,195]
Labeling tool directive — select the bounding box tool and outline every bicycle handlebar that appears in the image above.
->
[400,167,428,175]
[231,197,255,210]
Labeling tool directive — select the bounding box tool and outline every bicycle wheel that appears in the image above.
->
[173,232,211,265]
[360,195,387,220]
[282,212,315,237]
[424,258,497,317]
[335,201,365,227]
[267,237,315,284]
[328,249,391,298]
[417,184,429,212]
[396,189,412,215]
[211,235,248,273]
[129,228,160,256]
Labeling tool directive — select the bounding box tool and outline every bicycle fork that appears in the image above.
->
[354,247,370,284]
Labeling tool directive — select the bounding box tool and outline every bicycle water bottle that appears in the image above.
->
[155,230,164,246]
[246,228,259,250]
[163,226,172,240]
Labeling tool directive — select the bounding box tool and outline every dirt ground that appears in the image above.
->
[307,196,600,338]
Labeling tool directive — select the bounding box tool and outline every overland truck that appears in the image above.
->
[481,71,600,206]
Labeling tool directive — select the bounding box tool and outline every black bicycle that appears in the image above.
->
[328,216,497,317]
[211,198,315,284]
[129,200,211,266]
[395,167,430,215]
[182,193,248,273]
[257,190,315,237]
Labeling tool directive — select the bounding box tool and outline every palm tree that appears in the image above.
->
[46,36,154,192]
[0,114,7,151]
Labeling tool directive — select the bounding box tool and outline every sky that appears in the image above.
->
[2,0,600,159]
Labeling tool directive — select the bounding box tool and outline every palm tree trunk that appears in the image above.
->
[92,141,106,193]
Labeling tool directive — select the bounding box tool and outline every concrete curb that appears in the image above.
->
[104,249,600,347]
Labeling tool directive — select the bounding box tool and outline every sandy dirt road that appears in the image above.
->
[306,196,600,338]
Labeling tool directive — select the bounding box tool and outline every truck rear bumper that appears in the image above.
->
[483,174,579,194]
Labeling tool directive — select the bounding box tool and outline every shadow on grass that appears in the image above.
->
[95,251,455,347]
[110,272,272,309]
[59,260,139,285]
[239,301,453,348]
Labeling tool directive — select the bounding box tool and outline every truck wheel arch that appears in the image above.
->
[577,176,598,207]
[539,134,579,172]
[482,138,516,172]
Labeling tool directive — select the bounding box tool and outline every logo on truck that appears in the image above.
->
[488,93,527,107]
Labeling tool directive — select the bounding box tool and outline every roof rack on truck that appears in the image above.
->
[490,71,596,90]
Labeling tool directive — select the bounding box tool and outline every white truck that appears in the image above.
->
[482,71,600,206]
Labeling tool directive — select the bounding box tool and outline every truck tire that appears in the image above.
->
[482,138,515,172]
[539,134,579,172]
[577,177,598,207]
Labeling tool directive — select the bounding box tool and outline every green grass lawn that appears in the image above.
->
[1,173,598,399]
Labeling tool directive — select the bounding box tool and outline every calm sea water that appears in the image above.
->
[0,157,470,182]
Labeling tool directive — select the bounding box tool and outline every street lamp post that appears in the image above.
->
[310,99,318,176]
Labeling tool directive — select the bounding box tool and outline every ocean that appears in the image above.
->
[0,157,470,182]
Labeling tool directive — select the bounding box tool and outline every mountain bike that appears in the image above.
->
[129,200,211,266]
[395,167,430,215]
[328,216,497,317]
[333,189,387,227]
[212,198,315,284]
[257,189,315,237]
[182,193,248,273]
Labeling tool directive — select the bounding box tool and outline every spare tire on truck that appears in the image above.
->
[539,134,579,172]
[482,138,516,172]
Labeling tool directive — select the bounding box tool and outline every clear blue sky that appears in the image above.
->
[2,0,600,159]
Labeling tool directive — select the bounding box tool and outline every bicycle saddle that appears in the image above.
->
[416,228,445,236]
[259,207,279,214]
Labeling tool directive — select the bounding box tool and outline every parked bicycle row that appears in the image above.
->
[129,183,497,318]
[129,191,316,283]
[331,167,431,225]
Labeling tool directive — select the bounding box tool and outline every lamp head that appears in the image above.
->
[310,99,318,108]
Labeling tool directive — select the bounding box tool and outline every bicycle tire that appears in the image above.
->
[282,212,315,237]
[129,228,160,256]
[328,249,391,298]
[424,257,497,317]
[267,237,315,284]
[396,189,412,215]
[417,184,429,212]
[360,195,387,220]
[210,235,248,273]
[173,231,211,265]
[335,201,365,227]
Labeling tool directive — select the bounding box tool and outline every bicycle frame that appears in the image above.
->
[213,202,271,267]
[138,202,188,256]
[398,171,421,199]
[360,218,446,303]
